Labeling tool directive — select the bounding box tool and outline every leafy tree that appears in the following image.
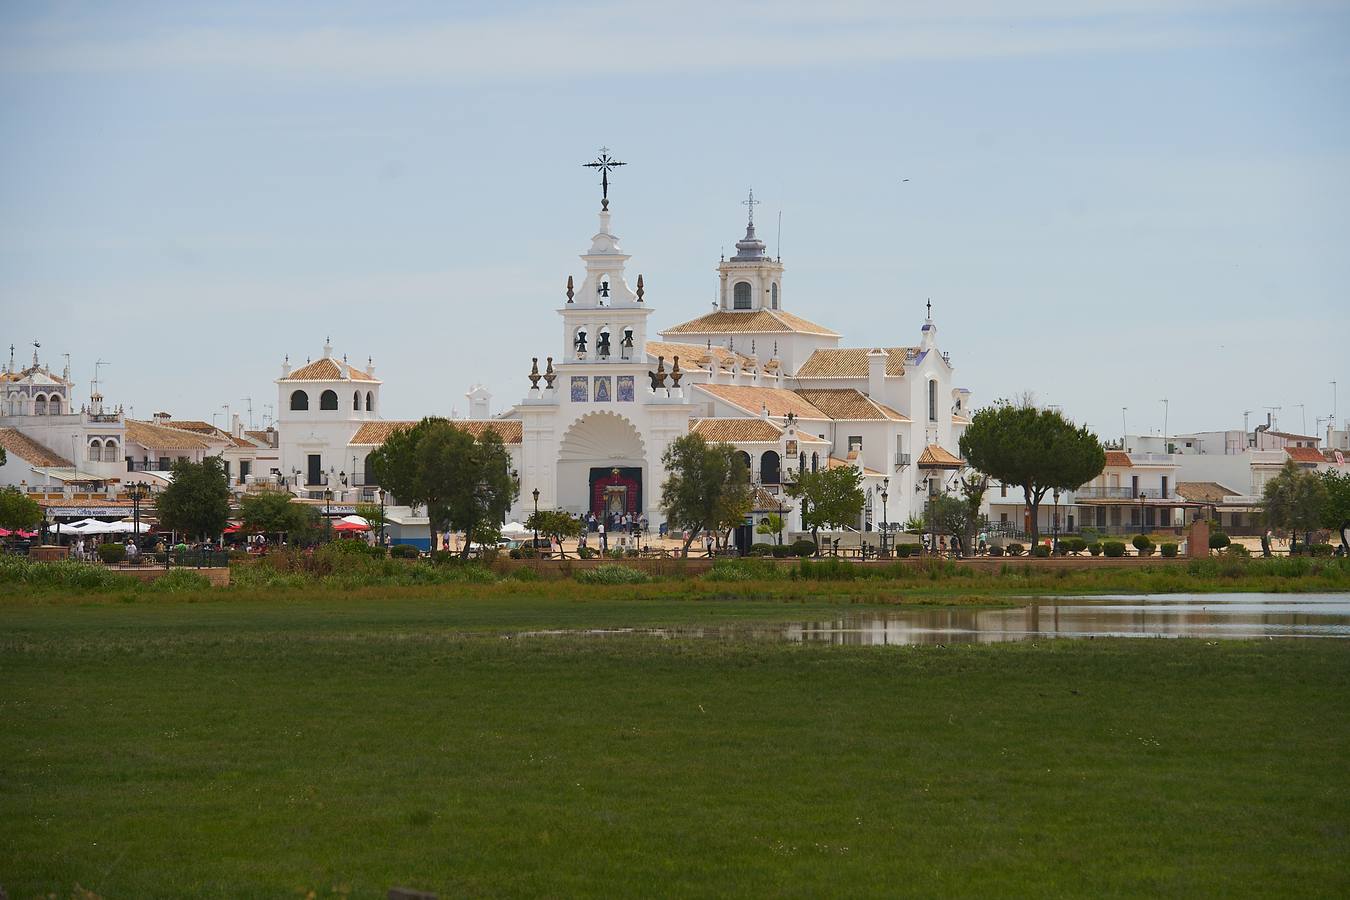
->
[367,418,519,559]
[1263,460,1327,547]
[660,434,753,555]
[525,509,584,555]
[959,400,1105,550]
[0,486,42,532]
[786,465,865,553]
[1320,469,1350,549]
[240,491,318,543]
[155,457,231,540]
[955,472,989,556]
[0,446,6,466]
[756,513,786,545]
[354,502,386,541]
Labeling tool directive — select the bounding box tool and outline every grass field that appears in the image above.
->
[2,590,1348,898]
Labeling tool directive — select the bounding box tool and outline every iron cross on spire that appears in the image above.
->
[583,147,626,211]
[743,188,760,226]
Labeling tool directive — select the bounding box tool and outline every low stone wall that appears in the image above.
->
[107,566,232,586]
[495,554,1194,579]
[28,545,70,562]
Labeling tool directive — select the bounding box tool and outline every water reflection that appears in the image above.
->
[515,594,1350,646]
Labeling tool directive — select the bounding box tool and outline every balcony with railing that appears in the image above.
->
[1074,487,1180,501]
[894,452,911,468]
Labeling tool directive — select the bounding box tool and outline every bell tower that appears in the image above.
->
[718,189,785,313]
[560,149,652,364]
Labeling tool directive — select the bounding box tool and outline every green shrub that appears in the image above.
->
[507,566,540,581]
[1209,532,1231,550]
[770,544,792,558]
[577,547,597,559]
[1030,545,1050,558]
[1132,534,1154,552]
[893,544,915,558]
[1087,541,1102,557]
[97,543,126,564]
[988,545,1004,557]
[1225,543,1251,557]
[790,539,817,557]
[1103,541,1127,558]
[508,548,523,559]
[1309,543,1335,557]
[226,549,250,562]
[1160,542,1179,558]
[0,556,122,590]
[390,544,420,559]
[1063,537,1087,555]
[748,543,774,556]
[796,557,855,580]
[574,564,651,585]
[704,558,782,582]
[146,569,213,592]
[1006,543,1024,557]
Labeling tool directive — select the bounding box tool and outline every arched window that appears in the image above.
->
[365,391,373,412]
[102,439,119,462]
[363,453,377,486]
[320,390,338,410]
[771,283,779,309]
[733,282,752,310]
[799,451,807,473]
[735,451,752,482]
[761,450,781,485]
[353,391,361,411]
[49,396,61,415]
[34,394,47,415]
[811,452,819,473]
[88,439,102,462]
[928,379,937,422]
[290,390,309,411]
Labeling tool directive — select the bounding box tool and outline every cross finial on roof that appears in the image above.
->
[583,147,626,211]
[926,298,932,320]
[742,188,760,226]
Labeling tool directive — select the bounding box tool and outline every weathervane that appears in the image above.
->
[743,188,760,225]
[583,147,626,211]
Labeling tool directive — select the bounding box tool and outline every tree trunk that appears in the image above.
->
[681,523,701,557]
[1024,487,1041,550]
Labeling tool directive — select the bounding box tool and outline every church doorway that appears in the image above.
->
[557,412,647,518]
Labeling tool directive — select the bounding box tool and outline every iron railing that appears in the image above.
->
[894,452,911,467]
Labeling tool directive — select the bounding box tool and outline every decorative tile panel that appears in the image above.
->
[616,375,634,402]
[593,376,612,402]
[570,376,588,402]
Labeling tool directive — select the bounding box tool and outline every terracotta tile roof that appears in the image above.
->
[1176,481,1241,503]
[645,341,753,371]
[283,357,379,382]
[826,455,884,476]
[952,414,971,425]
[154,419,255,448]
[917,444,964,469]
[0,427,72,467]
[750,485,793,512]
[1285,446,1325,464]
[794,347,915,378]
[1104,450,1133,468]
[348,419,523,446]
[1265,430,1320,442]
[693,384,829,420]
[663,309,839,337]
[245,430,277,447]
[690,418,783,443]
[792,388,910,422]
[124,419,213,450]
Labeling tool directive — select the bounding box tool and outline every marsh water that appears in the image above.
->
[517,593,1350,645]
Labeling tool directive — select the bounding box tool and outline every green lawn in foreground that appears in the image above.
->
[1,592,1347,898]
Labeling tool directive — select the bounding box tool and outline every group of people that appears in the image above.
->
[580,510,648,554]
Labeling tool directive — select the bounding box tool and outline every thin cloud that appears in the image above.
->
[0,1,1300,80]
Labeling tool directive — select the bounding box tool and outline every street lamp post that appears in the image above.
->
[880,477,890,558]
[1052,487,1060,555]
[378,488,387,549]
[776,494,784,546]
[324,489,332,542]
[532,487,540,554]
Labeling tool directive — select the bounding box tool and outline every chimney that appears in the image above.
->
[867,348,887,400]
[366,356,375,377]
[322,337,333,359]
[153,411,171,423]
[281,355,291,377]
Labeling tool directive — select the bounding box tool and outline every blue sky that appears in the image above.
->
[2,1,1347,440]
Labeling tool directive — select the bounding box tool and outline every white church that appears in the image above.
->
[273,160,971,544]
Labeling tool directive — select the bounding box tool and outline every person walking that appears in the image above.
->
[598,521,607,553]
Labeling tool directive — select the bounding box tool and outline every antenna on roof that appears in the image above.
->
[240,397,254,430]
[92,359,109,397]
[776,209,782,261]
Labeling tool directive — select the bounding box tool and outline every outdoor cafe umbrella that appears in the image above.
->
[332,520,369,533]
[500,521,531,539]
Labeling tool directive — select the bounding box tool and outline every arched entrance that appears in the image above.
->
[557,412,647,520]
